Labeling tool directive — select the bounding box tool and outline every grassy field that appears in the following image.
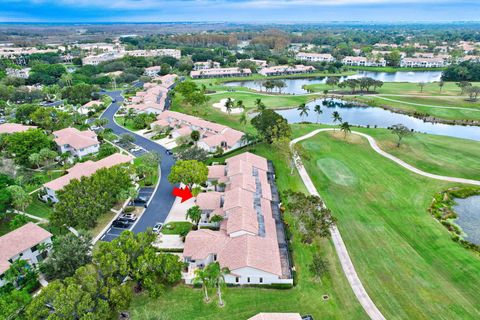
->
[25,194,54,219]
[298,130,480,319]
[292,124,480,180]
[162,221,193,235]
[129,142,367,320]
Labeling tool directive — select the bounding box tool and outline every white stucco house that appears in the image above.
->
[53,127,100,158]
[0,223,53,287]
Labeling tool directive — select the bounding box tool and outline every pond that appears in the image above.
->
[225,70,443,95]
[270,98,480,141]
[453,195,480,245]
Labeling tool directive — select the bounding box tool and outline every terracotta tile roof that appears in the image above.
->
[0,123,37,134]
[208,165,226,180]
[196,192,223,210]
[227,173,256,193]
[223,187,254,211]
[0,223,52,274]
[82,100,102,108]
[226,152,269,172]
[226,206,258,235]
[44,153,133,191]
[53,127,99,150]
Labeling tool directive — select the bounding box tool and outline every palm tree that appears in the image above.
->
[297,103,309,122]
[332,111,342,131]
[193,268,211,303]
[438,80,445,93]
[239,112,248,131]
[340,121,351,139]
[255,98,266,112]
[207,262,230,307]
[236,100,245,110]
[313,104,323,124]
[224,98,234,115]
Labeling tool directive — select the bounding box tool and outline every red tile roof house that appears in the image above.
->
[258,64,315,76]
[53,127,100,158]
[126,76,177,115]
[190,67,252,79]
[42,153,133,203]
[0,223,52,287]
[183,152,293,286]
[0,123,37,134]
[151,111,245,153]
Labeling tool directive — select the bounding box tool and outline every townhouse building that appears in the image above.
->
[342,56,386,67]
[400,57,446,68]
[296,52,335,63]
[258,65,315,76]
[52,127,100,158]
[190,67,252,79]
[0,123,37,134]
[193,60,221,71]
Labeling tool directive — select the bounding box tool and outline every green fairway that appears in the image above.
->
[129,142,367,320]
[299,130,480,319]
[316,158,356,186]
[292,124,480,180]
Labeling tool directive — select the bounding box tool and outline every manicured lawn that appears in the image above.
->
[114,116,141,132]
[299,130,480,319]
[292,124,480,180]
[25,194,54,219]
[129,142,367,320]
[134,156,159,187]
[91,210,117,238]
[161,221,193,235]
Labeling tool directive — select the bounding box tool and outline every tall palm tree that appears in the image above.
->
[224,98,234,115]
[193,268,211,303]
[313,104,323,124]
[207,262,230,307]
[236,100,245,110]
[297,103,309,122]
[340,121,351,139]
[255,98,266,112]
[332,111,342,131]
[239,112,248,131]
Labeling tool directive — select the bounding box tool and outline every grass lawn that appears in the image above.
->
[299,130,480,319]
[129,142,367,320]
[90,210,117,238]
[161,221,193,235]
[114,116,143,132]
[133,156,159,187]
[292,124,480,180]
[25,194,54,219]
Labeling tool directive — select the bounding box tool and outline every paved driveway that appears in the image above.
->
[100,91,177,238]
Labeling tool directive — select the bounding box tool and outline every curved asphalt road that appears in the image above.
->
[101,91,177,234]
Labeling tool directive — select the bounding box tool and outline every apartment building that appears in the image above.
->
[193,60,221,71]
[342,56,386,67]
[258,65,315,76]
[296,52,335,63]
[400,57,446,68]
[52,127,100,158]
[183,152,293,285]
[6,67,30,79]
[127,74,177,114]
[144,66,162,77]
[0,223,52,287]
[190,67,252,79]
[82,49,181,65]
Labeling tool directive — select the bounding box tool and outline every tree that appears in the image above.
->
[273,136,309,175]
[30,107,73,131]
[191,130,200,144]
[0,288,31,320]
[390,124,412,147]
[207,262,230,306]
[314,104,323,124]
[340,121,351,139]
[4,259,38,289]
[239,111,248,131]
[309,253,329,284]
[186,205,202,227]
[9,214,29,230]
[39,147,58,169]
[326,76,340,91]
[168,160,208,189]
[331,111,342,131]
[255,98,266,111]
[418,82,426,93]
[177,146,209,162]
[124,107,136,125]
[193,267,211,303]
[224,97,234,115]
[456,81,472,95]
[251,109,291,143]
[297,103,309,122]
[466,86,480,102]
[6,185,31,212]
[29,152,42,169]
[40,232,92,280]
[438,80,445,93]
[4,129,53,165]
[385,50,402,67]
[119,132,135,145]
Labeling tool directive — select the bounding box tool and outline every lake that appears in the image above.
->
[453,195,480,245]
[271,98,480,141]
[225,70,443,95]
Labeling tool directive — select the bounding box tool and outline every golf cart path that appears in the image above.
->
[373,96,480,112]
[291,129,480,320]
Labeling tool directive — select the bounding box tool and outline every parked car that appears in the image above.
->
[135,196,147,203]
[112,219,130,228]
[121,213,137,222]
[152,222,163,233]
[165,149,173,155]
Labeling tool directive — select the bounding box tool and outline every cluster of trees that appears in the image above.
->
[283,190,336,244]
[52,165,134,229]
[174,80,209,114]
[168,160,208,189]
[193,262,230,306]
[251,109,291,143]
[337,77,384,93]
[177,145,209,162]
[123,109,157,129]
[135,152,161,186]
[256,79,287,93]
[25,231,183,319]
[1,128,55,165]
[442,61,480,82]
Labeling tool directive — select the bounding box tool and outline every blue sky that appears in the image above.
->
[1,0,479,23]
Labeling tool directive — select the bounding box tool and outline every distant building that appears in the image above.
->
[0,223,53,287]
[42,153,133,203]
[6,67,30,79]
[144,66,162,77]
[400,57,446,68]
[342,56,386,67]
[190,67,252,79]
[52,127,100,158]
[258,65,315,76]
[296,52,335,63]
[127,74,177,114]
[193,60,221,71]
[83,49,181,66]
[238,59,268,68]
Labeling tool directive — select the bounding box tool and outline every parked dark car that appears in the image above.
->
[112,219,130,228]
[165,149,173,155]
[135,196,147,203]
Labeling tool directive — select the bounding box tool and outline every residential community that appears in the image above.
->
[0,12,480,320]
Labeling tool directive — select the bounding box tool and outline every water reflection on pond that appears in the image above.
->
[453,195,480,245]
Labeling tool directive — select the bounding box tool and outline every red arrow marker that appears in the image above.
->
[172,186,193,203]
